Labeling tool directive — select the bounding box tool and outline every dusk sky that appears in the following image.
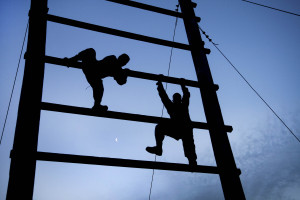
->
[1,0,300,199]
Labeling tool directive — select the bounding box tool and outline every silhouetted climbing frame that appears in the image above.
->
[6,0,246,199]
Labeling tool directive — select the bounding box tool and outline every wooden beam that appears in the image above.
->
[6,0,48,199]
[44,55,219,90]
[41,102,233,132]
[105,0,201,22]
[36,151,219,174]
[179,0,245,199]
[47,14,190,50]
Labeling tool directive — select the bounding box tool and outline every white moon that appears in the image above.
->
[115,137,118,142]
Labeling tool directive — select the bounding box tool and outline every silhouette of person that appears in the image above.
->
[65,48,130,110]
[146,80,197,166]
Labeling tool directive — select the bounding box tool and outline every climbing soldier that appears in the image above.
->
[146,80,197,166]
[65,48,130,111]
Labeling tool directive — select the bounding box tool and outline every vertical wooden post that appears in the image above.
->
[178,0,246,199]
[6,0,48,199]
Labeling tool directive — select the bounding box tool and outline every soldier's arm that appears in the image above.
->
[157,81,172,108]
[181,79,190,106]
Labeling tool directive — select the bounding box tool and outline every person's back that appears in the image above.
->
[146,81,197,166]
[168,102,191,126]
[65,48,130,110]
[158,81,192,127]
[96,55,121,78]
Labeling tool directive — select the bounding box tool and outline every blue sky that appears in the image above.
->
[1,0,300,199]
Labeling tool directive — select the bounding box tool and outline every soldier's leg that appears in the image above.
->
[146,123,169,156]
[182,128,197,166]
[91,79,107,110]
[155,123,167,150]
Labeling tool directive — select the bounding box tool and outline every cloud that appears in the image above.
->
[234,113,300,200]
[162,112,300,200]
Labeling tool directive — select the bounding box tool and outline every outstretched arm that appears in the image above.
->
[157,81,172,108]
[181,79,190,106]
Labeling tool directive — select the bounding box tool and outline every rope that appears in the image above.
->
[161,4,179,117]
[0,21,29,145]
[148,155,157,200]
[148,4,180,200]
[198,25,300,144]
[241,0,300,17]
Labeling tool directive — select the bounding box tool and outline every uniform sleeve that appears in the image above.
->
[181,85,190,107]
[157,84,172,110]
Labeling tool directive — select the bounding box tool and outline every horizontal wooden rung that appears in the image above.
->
[47,14,190,50]
[105,0,201,22]
[43,55,219,90]
[36,151,219,174]
[41,102,233,132]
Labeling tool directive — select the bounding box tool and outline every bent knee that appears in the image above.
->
[86,48,96,53]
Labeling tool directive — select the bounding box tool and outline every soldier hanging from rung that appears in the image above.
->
[146,79,197,166]
[65,48,130,111]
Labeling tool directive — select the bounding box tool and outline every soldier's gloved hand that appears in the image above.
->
[157,74,164,85]
[156,80,163,87]
[180,78,186,86]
